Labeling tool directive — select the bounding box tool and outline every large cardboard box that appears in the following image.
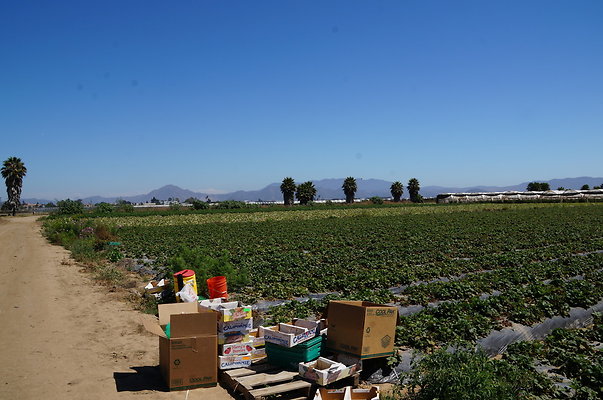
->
[143,302,218,391]
[326,301,397,360]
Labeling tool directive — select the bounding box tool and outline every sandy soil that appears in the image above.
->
[0,216,233,400]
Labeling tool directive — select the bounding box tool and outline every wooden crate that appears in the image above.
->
[221,362,312,400]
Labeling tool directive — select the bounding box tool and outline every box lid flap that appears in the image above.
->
[142,318,167,338]
[158,302,199,326]
[170,311,217,338]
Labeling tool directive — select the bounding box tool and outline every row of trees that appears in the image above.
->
[280,177,422,206]
[527,182,603,191]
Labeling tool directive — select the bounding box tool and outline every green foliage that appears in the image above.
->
[405,348,551,400]
[94,202,114,214]
[581,184,590,190]
[369,196,384,205]
[296,181,316,205]
[390,181,404,202]
[527,182,551,191]
[115,200,134,213]
[191,199,209,210]
[168,246,250,297]
[169,203,182,211]
[57,199,85,215]
[2,156,27,215]
[407,178,421,203]
[214,200,248,209]
[280,177,296,206]
[342,177,357,204]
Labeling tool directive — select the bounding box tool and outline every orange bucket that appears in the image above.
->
[207,276,228,299]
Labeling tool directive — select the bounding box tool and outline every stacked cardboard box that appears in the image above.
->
[143,303,217,391]
[199,298,257,370]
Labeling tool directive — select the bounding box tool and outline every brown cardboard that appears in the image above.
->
[326,301,397,360]
[144,302,218,391]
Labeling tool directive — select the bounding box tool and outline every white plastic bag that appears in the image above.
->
[176,282,197,303]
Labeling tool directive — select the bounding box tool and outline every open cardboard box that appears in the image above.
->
[143,302,217,391]
[199,298,252,322]
[299,357,360,386]
[314,386,379,400]
[260,319,326,348]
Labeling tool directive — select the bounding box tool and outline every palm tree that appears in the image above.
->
[407,178,421,203]
[342,177,357,204]
[2,157,27,216]
[296,181,316,205]
[390,181,403,202]
[280,177,296,206]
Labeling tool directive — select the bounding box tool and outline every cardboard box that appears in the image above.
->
[314,387,379,400]
[218,317,253,334]
[219,354,252,370]
[261,319,324,348]
[199,298,252,322]
[221,341,255,356]
[218,331,251,345]
[251,347,266,361]
[143,302,217,391]
[249,328,265,347]
[299,357,360,386]
[326,301,397,360]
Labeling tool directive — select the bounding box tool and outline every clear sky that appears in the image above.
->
[2,1,602,200]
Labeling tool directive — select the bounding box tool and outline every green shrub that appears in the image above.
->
[57,199,85,215]
[94,202,114,214]
[404,348,551,400]
[191,199,209,210]
[70,238,101,262]
[94,264,125,283]
[370,196,384,205]
[168,246,250,297]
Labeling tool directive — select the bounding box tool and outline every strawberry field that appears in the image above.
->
[52,202,603,398]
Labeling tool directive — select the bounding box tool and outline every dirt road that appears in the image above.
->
[0,216,232,399]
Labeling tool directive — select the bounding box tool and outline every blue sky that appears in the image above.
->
[1,1,602,200]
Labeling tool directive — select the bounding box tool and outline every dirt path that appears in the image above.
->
[0,216,233,400]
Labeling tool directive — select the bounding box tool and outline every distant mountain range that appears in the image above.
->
[23,177,603,205]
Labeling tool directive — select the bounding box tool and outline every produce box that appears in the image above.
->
[199,298,252,322]
[219,317,254,334]
[221,341,255,356]
[265,334,323,370]
[218,331,250,345]
[299,357,360,386]
[251,347,266,361]
[261,319,325,348]
[249,328,265,347]
[326,301,397,359]
[219,354,252,370]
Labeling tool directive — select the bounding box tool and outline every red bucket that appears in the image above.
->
[207,276,228,299]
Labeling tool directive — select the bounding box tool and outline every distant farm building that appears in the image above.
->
[436,189,603,204]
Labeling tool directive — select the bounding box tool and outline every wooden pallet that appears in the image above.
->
[221,363,312,400]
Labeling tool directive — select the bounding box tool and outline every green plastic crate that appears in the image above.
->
[265,335,324,370]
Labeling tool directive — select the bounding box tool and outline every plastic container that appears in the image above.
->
[265,335,324,370]
[173,269,197,302]
[207,276,228,299]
